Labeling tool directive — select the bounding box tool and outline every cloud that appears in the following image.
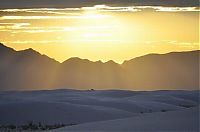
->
[3,39,121,44]
[89,5,200,12]
[151,6,200,12]
[0,13,110,20]
[3,40,69,44]
[145,40,199,49]
[81,5,141,12]
[0,23,75,33]
[0,0,198,8]
[0,8,81,15]
[0,23,30,27]
[0,22,31,31]
[0,23,116,34]
[0,6,199,17]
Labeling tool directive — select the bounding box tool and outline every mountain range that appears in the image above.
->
[0,43,199,90]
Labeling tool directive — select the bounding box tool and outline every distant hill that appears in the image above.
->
[0,43,199,90]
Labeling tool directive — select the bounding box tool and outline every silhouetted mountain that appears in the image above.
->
[0,43,199,90]
[0,43,60,90]
[121,51,199,89]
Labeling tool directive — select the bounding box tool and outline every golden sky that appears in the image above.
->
[0,5,199,63]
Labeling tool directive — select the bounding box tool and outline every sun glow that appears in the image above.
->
[64,10,126,45]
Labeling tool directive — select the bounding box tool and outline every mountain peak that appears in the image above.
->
[95,60,103,64]
[0,43,5,47]
[0,43,9,49]
[0,43,15,52]
[26,48,34,51]
[66,57,87,62]
[105,60,118,65]
[62,57,91,65]
[18,48,40,55]
[23,48,36,52]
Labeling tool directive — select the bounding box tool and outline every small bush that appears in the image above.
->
[161,109,167,112]
[0,122,77,131]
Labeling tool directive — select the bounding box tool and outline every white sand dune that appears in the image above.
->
[53,106,199,132]
[0,101,135,125]
[0,89,199,131]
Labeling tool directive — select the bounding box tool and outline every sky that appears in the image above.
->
[0,0,199,63]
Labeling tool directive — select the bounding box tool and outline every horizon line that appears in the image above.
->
[0,42,199,65]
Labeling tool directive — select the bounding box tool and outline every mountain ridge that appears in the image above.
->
[1,43,199,65]
[0,43,199,90]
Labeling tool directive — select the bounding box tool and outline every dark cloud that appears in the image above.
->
[0,0,199,8]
